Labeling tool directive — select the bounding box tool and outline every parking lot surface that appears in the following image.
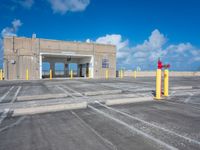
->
[0,77,200,150]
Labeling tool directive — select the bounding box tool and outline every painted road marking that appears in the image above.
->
[0,86,14,103]
[61,85,177,149]
[71,111,117,150]
[0,116,26,133]
[184,92,194,103]
[88,105,178,150]
[96,102,200,146]
[59,84,200,148]
[0,109,10,125]
[0,86,21,125]
[11,86,22,103]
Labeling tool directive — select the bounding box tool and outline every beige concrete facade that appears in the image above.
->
[3,36,116,80]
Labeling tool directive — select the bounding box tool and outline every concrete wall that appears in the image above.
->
[124,71,200,77]
[3,36,116,80]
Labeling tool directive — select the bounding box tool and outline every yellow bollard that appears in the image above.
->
[88,69,90,79]
[0,69,2,80]
[70,70,73,79]
[134,71,137,79]
[164,69,169,97]
[50,69,52,80]
[26,69,29,80]
[120,69,123,79]
[106,69,109,79]
[156,69,162,100]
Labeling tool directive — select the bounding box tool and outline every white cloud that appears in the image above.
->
[148,29,166,49]
[48,0,90,14]
[1,19,22,37]
[12,0,34,9]
[124,29,167,65]
[94,29,200,70]
[96,34,129,50]
[94,34,129,59]
[0,19,22,63]
[166,43,193,53]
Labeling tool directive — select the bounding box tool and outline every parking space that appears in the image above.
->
[0,77,200,150]
[0,100,200,150]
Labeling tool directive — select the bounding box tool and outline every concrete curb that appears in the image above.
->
[11,96,154,116]
[105,96,153,106]
[171,86,193,90]
[12,102,87,116]
[17,93,68,101]
[84,90,122,96]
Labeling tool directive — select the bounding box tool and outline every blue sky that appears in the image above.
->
[0,0,200,71]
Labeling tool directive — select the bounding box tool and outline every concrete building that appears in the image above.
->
[3,36,116,80]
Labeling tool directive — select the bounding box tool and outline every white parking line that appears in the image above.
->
[61,85,177,149]
[0,116,26,133]
[184,92,194,103]
[96,102,200,146]
[88,105,178,150]
[0,86,14,103]
[71,111,117,150]
[0,109,10,125]
[0,86,21,125]
[11,86,21,103]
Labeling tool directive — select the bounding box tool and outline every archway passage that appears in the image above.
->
[40,54,93,79]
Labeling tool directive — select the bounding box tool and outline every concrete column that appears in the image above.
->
[64,63,69,77]
[86,63,89,77]
[78,64,83,77]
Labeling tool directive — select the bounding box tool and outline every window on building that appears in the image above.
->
[102,58,109,68]
[55,63,64,75]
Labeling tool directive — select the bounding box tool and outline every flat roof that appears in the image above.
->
[4,36,116,48]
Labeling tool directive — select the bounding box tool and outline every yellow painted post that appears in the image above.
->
[134,71,137,79]
[156,69,161,100]
[70,70,73,79]
[88,69,91,79]
[120,69,123,79]
[164,69,169,97]
[0,69,2,80]
[26,69,29,80]
[106,69,109,79]
[50,69,52,80]
[88,69,90,79]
